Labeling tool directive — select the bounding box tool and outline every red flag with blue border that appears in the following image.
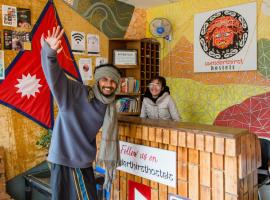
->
[0,1,82,129]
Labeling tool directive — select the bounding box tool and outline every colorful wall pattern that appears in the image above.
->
[124,8,147,40]
[146,0,270,138]
[63,0,135,38]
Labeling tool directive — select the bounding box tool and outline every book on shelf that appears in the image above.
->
[118,77,140,94]
[120,77,128,93]
[116,97,139,113]
[128,77,134,93]
[134,79,140,93]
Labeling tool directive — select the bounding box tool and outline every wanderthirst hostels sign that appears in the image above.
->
[117,141,176,187]
[194,2,257,72]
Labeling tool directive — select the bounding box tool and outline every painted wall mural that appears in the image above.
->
[214,92,270,139]
[63,0,134,38]
[146,0,270,138]
[167,77,269,125]
[258,38,270,79]
[124,8,147,39]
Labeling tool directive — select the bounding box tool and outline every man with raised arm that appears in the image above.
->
[40,26,120,200]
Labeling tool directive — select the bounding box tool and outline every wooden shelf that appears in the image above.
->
[115,65,139,69]
[118,112,140,116]
[109,38,160,116]
[140,39,160,94]
[109,39,142,116]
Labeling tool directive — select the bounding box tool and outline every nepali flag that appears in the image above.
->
[0,1,82,129]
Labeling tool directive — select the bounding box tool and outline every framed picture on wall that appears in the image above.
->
[113,49,137,66]
[87,34,100,55]
[78,58,92,81]
[17,8,31,28]
[2,5,17,27]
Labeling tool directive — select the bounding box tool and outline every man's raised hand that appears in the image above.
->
[40,26,64,54]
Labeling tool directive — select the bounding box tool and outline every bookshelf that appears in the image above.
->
[109,39,141,115]
[140,38,160,95]
[109,38,160,115]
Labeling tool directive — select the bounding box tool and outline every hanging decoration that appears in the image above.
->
[0,1,81,129]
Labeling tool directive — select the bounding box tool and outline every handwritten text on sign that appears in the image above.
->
[117,141,176,187]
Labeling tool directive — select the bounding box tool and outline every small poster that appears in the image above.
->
[4,30,12,50]
[17,8,31,28]
[95,57,108,67]
[71,31,85,53]
[87,34,100,55]
[12,31,30,51]
[4,30,31,51]
[0,51,4,79]
[79,58,92,80]
[2,5,17,27]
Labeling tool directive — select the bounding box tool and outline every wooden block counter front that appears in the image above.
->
[97,116,261,200]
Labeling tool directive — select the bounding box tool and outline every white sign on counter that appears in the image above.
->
[117,141,176,187]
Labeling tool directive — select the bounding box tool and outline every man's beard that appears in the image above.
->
[98,85,116,97]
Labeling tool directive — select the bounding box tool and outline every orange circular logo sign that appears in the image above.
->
[199,10,248,59]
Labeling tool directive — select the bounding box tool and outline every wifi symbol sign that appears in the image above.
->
[71,31,85,52]
[72,32,84,44]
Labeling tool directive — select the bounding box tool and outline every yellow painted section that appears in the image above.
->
[124,8,147,39]
[146,0,270,59]
[167,78,270,124]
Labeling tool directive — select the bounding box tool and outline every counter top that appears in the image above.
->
[117,115,248,139]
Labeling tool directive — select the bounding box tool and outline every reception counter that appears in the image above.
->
[98,116,261,200]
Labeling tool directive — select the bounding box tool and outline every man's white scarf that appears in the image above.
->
[88,66,121,192]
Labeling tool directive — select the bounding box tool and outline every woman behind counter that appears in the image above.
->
[140,76,181,121]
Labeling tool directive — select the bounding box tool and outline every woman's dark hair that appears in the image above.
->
[144,76,170,103]
[150,76,167,88]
